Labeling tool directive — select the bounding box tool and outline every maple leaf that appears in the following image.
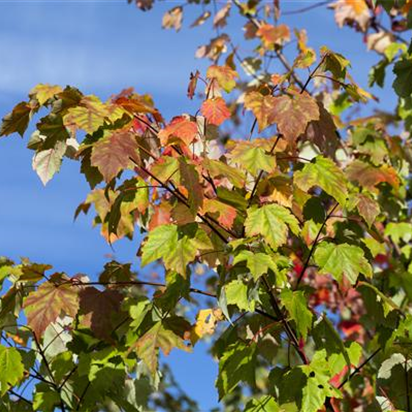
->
[63,95,111,135]
[158,116,198,146]
[216,341,257,399]
[245,204,300,249]
[244,91,276,132]
[229,141,276,176]
[79,287,123,341]
[32,140,67,185]
[233,250,278,281]
[206,65,239,93]
[90,130,139,182]
[202,198,237,229]
[348,193,380,227]
[187,70,200,99]
[393,57,412,98]
[202,159,245,188]
[256,23,290,48]
[201,97,231,126]
[294,156,348,206]
[141,224,212,276]
[331,0,371,31]
[0,345,25,395]
[314,242,372,284]
[302,102,339,158]
[162,6,183,31]
[149,203,172,230]
[0,102,32,137]
[24,274,79,338]
[345,160,399,190]
[269,93,320,144]
[190,10,211,28]
[190,308,223,345]
[280,289,312,340]
[30,84,63,106]
[179,159,203,215]
[135,322,191,376]
[213,2,231,28]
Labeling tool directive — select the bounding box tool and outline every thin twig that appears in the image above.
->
[262,275,308,364]
[338,347,382,389]
[295,203,338,289]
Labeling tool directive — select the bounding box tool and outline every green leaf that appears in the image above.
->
[244,396,279,412]
[0,345,24,395]
[300,350,342,412]
[393,57,412,97]
[230,143,276,176]
[225,279,254,312]
[135,321,191,376]
[280,289,312,340]
[233,250,278,280]
[294,156,348,206]
[385,222,412,244]
[314,243,372,284]
[216,341,257,399]
[33,385,60,411]
[141,224,212,276]
[245,204,300,249]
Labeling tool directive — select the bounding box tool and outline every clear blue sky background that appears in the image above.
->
[0,1,398,410]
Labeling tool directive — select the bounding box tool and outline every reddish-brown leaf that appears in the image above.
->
[90,130,139,182]
[269,93,320,144]
[187,70,200,100]
[24,274,79,338]
[201,98,231,126]
[346,160,400,190]
[79,287,124,341]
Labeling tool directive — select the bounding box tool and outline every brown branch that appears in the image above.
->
[300,53,328,94]
[262,275,308,364]
[283,0,332,15]
[406,356,411,412]
[76,381,91,411]
[247,135,282,209]
[131,157,230,244]
[32,333,66,412]
[8,388,32,406]
[295,203,338,289]
[338,347,382,389]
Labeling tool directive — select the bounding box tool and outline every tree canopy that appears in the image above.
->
[1,0,412,411]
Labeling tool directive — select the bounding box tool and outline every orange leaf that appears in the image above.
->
[201,97,230,126]
[257,23,290,48]
[158,116,198,146]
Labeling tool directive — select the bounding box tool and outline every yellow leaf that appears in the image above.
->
[190,308,224,345]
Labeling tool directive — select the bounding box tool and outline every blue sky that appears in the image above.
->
[0,1,398,410]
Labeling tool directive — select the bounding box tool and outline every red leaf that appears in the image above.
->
[201,98,231,126]
[158,116,198,146]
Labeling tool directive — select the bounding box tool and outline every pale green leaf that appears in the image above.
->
[294,156,348,206]
[314,243,372,284]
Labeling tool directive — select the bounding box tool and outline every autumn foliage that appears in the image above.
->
[1,0,412,411]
